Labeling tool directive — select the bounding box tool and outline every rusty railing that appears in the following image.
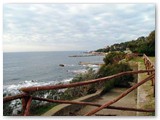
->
[143,54,155,96]
[3,55,155,116]
[143,54,155,85]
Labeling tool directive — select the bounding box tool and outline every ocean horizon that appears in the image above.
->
[3,51,104,96]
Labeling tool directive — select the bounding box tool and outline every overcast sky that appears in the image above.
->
[3,4,155,52]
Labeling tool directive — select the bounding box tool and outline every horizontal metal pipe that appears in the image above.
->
[20,69,155,92]
[3,93,28,103]
[85,74,154,116]
[32,96,154,113]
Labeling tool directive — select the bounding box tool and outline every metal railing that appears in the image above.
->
[143,54,155,96]
[3,55,155,116]
[143,54,155,84]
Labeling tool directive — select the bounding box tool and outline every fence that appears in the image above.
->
[3,54,155,116]
[143,54,155,85]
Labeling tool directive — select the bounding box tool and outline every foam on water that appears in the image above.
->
[3,51,104,115]
[3,78,73,115]
[3,78,73,97]
[82,64,99,68]
[64,64,76,67]
[67,69,87,74]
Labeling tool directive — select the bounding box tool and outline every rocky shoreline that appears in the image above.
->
[69,52,106,57]
[78,62,103,66]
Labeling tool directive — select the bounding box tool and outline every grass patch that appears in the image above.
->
[148,57,155,63]
[30,103,58,116]
[137,60,155,116]
[130,57,144,63]
[130,56,155,64]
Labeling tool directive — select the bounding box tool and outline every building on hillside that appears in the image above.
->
[124,48,132,54]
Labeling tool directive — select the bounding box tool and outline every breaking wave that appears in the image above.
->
[3,78,73,115]
[67,69,87,74]
[3,78,73,97]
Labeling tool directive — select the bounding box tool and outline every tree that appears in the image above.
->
[94,30,155,56]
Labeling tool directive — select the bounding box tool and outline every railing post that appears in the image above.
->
[151,66,154,86]
[151,77,155,97]
[24,96,32,116]
[153,81,155,97]
[147,61,150,75]
[143,54,155,97]
[143,57,147,70]
[22,97,29,114]
[22,96,30,115]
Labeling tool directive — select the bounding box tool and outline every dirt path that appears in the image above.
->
[75,88,137,116]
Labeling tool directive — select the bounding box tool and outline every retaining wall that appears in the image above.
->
[42,90,101,116]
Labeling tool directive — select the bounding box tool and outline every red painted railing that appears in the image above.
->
[3,54,155,116]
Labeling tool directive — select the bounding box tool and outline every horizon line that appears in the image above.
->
[3,50,94,53]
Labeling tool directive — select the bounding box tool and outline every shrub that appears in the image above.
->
[70,68,96,83]
[98,63,134,94]
[63,68,98,99]
[103,52,126,65]
[98,53,134,94]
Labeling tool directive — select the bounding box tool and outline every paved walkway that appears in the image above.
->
[42,57,155,116]
[76,57,155,116]
[75,88,137,116]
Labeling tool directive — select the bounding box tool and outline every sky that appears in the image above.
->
[3,4,155,52]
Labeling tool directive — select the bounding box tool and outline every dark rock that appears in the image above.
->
[59,64,65,67]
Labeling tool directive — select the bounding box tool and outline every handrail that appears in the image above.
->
[20,69,154,93]
[85,73,155,116]
[3,55,155,116]
[4,70,154,103]
[3,93,28,103]
[143,54,155,87]
[32,96,155,112]
[143,54,155,70]
[143,54,154,67]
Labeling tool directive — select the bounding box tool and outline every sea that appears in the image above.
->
[3,51,104,96]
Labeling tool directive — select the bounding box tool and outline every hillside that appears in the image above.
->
[95,30,155,56]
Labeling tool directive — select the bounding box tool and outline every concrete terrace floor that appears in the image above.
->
[75,88,137,116]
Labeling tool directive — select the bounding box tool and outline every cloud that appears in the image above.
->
[3,4,155,52]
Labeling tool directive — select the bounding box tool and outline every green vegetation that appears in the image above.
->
[95,30,155,56]
[25,54,154,115]
[61,52,134,97]
[70,68,97,83]
[3,101,15,116]
[4,30,155,116]
[30,102,57,115]
[103,51,126,65]
[130,57,144,63]
[61,68,98,100]
[97,52,134,94]
[28,68,98,115]
[137,58,155,116]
